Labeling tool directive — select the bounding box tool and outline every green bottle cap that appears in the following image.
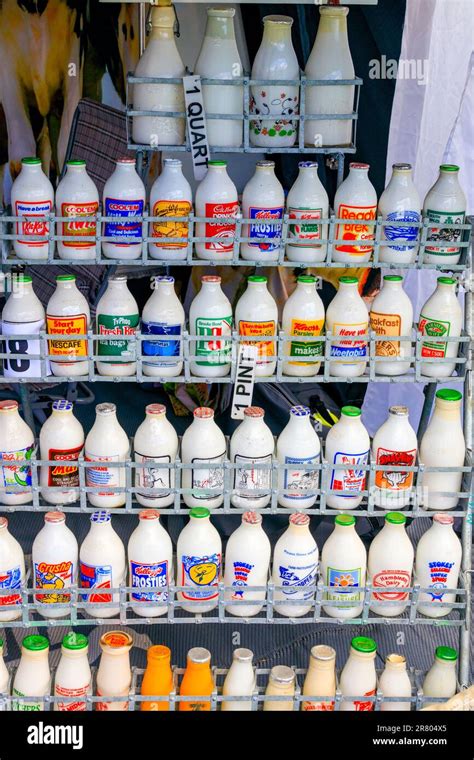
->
[341,406,362,417]
[351,636,377,654]
[435,389,462,403]
[439,165,459,172]
[14,274,32,284]
[23,635,49,652]
[383,275,403,282]
[435,646,458,662]
[248,275,267,283]
[189,507,210,519]
[437,277,456,286]
[335,514,356,527]
[385,512,406,525]
[56,274,76,282]
[67,159,86,166]
[339,276,359,285]
[297,275,316,284]
[208,160,227,167]
[21,157,41,165]
[62,632,88,651]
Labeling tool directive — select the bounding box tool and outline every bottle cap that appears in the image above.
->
[23,634,49,652]
[67,160,86,167]
[147,645,171,661]
[269,665,295,684]
[22,157,42,165]
[0,517,8,530]
[189,507,210,520]
[146,403,166,416]
[90,510,111,524]
[139,509,160,521]
[256,160,275,169]
[439,164,459,172]
[188,647,211,664]
[435,389,462,402]
[244,406,265,418]
[242,511,262,525]
[194,407,214,419]
[383,275,403,282]
[0,638,3,648]
[290,405,311,417]
[0,400,19,412]
[201,275,221,284]
[263,15,293,26]
[350,162,370,170]
[163,158,182,168]
[117,158,136,165]
[388,405,409,416]
[96,402,117,416]
[392,163,412,171]
[233,648,253,662]
[155,275,175,285]
[62,632,88,651]
[437,277,456,286]
[310,644,336,662]
[435,646,458,662]
[351,636,377,654]
[56,275,76,283]
[208,160,227,167]
[289,512,310,527]
[207,7,235,18]
[298,161,318,169]
[433,514,454,526]
[338,276,358,285]
[297,275,317,284]
[100,631,133,649]
[341,405,361,417]
[320,5,348,16]
[386,653,406,666]
[335,514,356,527]
[45,511,66,524]
[385,512,406,525]
[52,400,73,413]
[248,275,267,284]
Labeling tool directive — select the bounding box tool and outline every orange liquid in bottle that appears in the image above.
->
[141,645,173,711]
[179,647,214,712]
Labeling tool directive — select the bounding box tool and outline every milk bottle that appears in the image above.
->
[195,161,238,261]
[423,165,466,265]
[334,164,377,262]
[189,275,232,377]
[12,635,50,711]
[56,160,99,260]
[339,637,377,711]
[321,514,367,618]
[221,649,255,711]
[127,510,173,618]
[2,273,50,379]
[96,276,139,377]
[302,645,336,711]
[415,514,462,618]
[286,162,329,262]
[418,277,462,378]
[96,631,133,711]
[102,159,146,260]
[304,6,355,148]
[235,276,278,377]
[277,405,320,509]
[40,400,84,505]
[282,275,325,376]
[250,15,299,148]
[379,654,412,711]
[378,164,421,264]
[0,399,35,506]
[194,7,243,148]
[0,517,25,622]
[422,647,458,707]
[419,389,465,510]
[141,276,185,377]
[181,407,226,509]
[241,161,284,261]
[325,406,370,509]
[368,512,414,617]
[224,511,271,617]
[263,666,296,711]
[326,277,368,377]
[369,275,413,376]
[0,639,9,695]
[134,403,178,508]
[11,157,54,260]
[272,513,319,618]
[54,632,92,711]
[32,511,78,619]
[46,274,90,377]
[230,407,274,509]
[132,4,185,147]
[149,159,192,260]
[179,647,214,711]
[79,511,126,618]
[176,507,222,614]
[85,403,130,508]
[372,406,418,509]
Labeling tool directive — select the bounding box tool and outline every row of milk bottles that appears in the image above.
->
[1,633,459,712]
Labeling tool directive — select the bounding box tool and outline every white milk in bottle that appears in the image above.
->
[379,654,412,711]
[415,514,462,618]
[235,275,278,377]
[149,159,192,260]
[2,273,50,379]
[0,639,9,695]
[325,406,370,509]
[339,637,377,712]
[56,160,99,260]
[272,513,319,618]
[102,158,145,260]
[277,405,320,509]
[302,645,336,711]
[419,389,465,510]
[46,274,90,377]
[176,507,222,614]
[0,400,35,506]
[368,512,414,617]
[369,275,413,376]
[32,511,78,619]
[282,275,325,376]
[40,400,84,505]
[11,157,54,260]
[224,511,271,617]
[241,161,284,261]
[378,163,421,264]
[79,511,126,618]
[181,407,226,509]
[230,407,274,510]
[134,404,178,508]
[12,635,50,711]
[423,165,466,265]
[85,403,130,508]
[221,649,255,711]
[418,277,462,379]
[326,277,368,377]
[372,406,418,509]
[127,510,173,618]
[0,517,26,622]
[195,161,238,261]
[321,514,367,618]
[96,631,133,711]
[96,276,139,377]
[286,162,329,262]
[54,632,92,711]
[263,666,296,711]
[422,647,458,707]
[189,275,232,377]
[141,276,185,377]
[334,163,377,263]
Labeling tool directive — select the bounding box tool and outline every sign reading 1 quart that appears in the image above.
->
[183,75,210,180]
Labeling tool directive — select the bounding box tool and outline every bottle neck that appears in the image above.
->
[256,167,276,181]
[262,20,293,46]
[432,399,462,423]
[436,170,461,192]
[95,412,119,429]
[334,523,356,538]
[433,657,456,670]
[338,414,363,430]
[155,281,175,298]
[149,26,175,42]
[296,281,316,297]
[308,657,335,673]
[205,13,236,41]
[390,169,413,188]
[66,165,87,178]
[382,281,403,294]
[338,282,359,298]
[288,523,310,538]
[349,168,369,183]
[186,660,211,673]
[287,413,312,432]
[318,12,348,42]
[242,415,267,431]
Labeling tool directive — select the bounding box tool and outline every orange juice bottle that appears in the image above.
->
[179,647,214,711]
[141,645,173,711]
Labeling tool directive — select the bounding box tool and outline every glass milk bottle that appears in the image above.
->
[415,514,462,618]
[419,389,465,510]
[56,160,99,260]
[372,406,418,509]
[179,648,214,712]
[176,507,222,614]
[282,275,325,376]
[79,511,126,618]
[102,159,146,260]
[84,403,130,508]
[0,639,9,695]
[235,275,278,377]
[221,648,256,711]
[286,162,329,262]
[230,407,274,509]
[368,512,414,617]
[0,399,35,506]
[0,517,25,622]
[132,3,185,146]
[2,273,50,379]
[194,7,243,148]
[369,275,413,376]
[195,161,238,261]
[423,165,466,265]
[302,645,336,711]
[325,406,370,509]
[149,159,192,260]
[141,276,185,377]
[272,513,319,618]
[140,645,173,712]
[46,274,90,377]
[189,276,233,377]
[326,277,368,377]
[340,637,377,712]
[277,405,320,509]
[12,635,50,711]
[96,631,133,711]
[127,510,173,618]
[418,277,462,378]
[241,161,284,261]
[333,164,377,262]
[250,16,299,148]
[32,511,78,619]
[134,403,178,508]
[321,514,367,619]
[96,275,139,377]
[11,157,54,260]
[224,511,271,617]
[263,666,296,711]
[181,407,226,509]
[378,164,421,264]
[54,632,92,712]
[379,654,412,711]
[422,647,458,708]
[304,6,354,148]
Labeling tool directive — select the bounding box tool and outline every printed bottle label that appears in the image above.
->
[142,322,181,366]
[47,445,82,488]
[152,199,191,248]
[426,560,456,602]
[55,683,89,712]
[249,206,283,251]
[372,570,411,601]
[326,567,362,602]
[425,210,465,253]
[47,314,88,360]
[80,562,113,603]
[375,447,416,490]
[96,690,128,711]
[0,565,22,606]
[15,199,52,246]
[288,207,323,245]
[335,204,376,254]
[289,318,324,364]
[130,559,169,602]
[384,210,420,251]
[61,201,98,248]
[418,315,450,358]
[204,201,238,253]
[331,322,368,361]
[191,454,225,498]
[97,313,139,359]
[354,689,376,712]
[12,688,42,711]
[2,318,50,378]
[181,553,221,600]
[194,316,232,366]
[369,312,401,357]
[85,453,121,496]
[239,320,276,362]
[278,560,318,600]
[303,700,335,712]
[234,453,272,497]
[330,450,369,495]
[34,560,73,604]
[230,561,255,599]
[283,454,320,499]
[103,198,144,243]
[135,453,171,498]
[250,88,298,137]
[0,443,34,493]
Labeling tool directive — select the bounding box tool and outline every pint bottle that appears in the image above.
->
[141,645,173,711]
[54,632,92,712]
[368,512,414,617]
[221,648,255,711]
[325,406,369,509]
[326,277,368,377]
[224,511,271,617]
[263,665,296,711]
[302,645,336,711]
[32,511,78,619]
[176,507,222,614]
[277,405,320,509]
[2,274,50,379]
[39,400,84,505]
[418,277,462,379]
[423,165,466,265]
[230,406,274,509]
[321,514,367,619]
[142,276,185,378]
[0,516,26,622]
[372,406,417,509]
[422,647,458,708]
[339,636,377,712]
[369,275,413,376]
[0,400,35,506]
[181,407,226,509]
[46,275,90,377]
[96,631,133,711]
[11,157,54,261]
[415,514,462,618]
[12,635,50,711]
[282,276,325,377]
[179,647,214,711]
[149,159,192,260]
[85,403,130,508]
[56,160,99,260]
[134,403,179,508]
[379,654,412,711]
[378,163,421,264]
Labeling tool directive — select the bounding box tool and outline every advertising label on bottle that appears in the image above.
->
[426,561,456,602]
[335,204,376,254]
[130,560,169,602]
[372,570,411,601]
[425,210,465,253]
[15,200,52,246]
[418,316,450,358]
[0,443,34,492]
[330,450,369,494]
[0,566,22,606]
[375,447,416,490]
[330,323,368,359]
[47,314,88,358]
[55,684,89,712]
[152,200,191,248]
[191,454,225,496]
[195,316,232,365]
[97,314,139,357]
[181,553,220,600]
[2,319,50,378]
[85,454,121,496]
[283,454,320,499]
[234,454,272,496]
[354,690,376,712]
[384,210,420,251]
[249,206,284,250]
[230,561,255,599]
[278,560,318,600]
[135,453,171,498]
[183,74,210,180]
[289,318,324,364]
[61,201,98,248]
[47,445,82,488]
[326,567,361,601]
[12,689,42,711]
[288,208,323,245]
[142,322,181,366]
[80,562,113,603]
[204,202,238,253]
[34,560,73,603]
[369,312,401,357]
[239,320,276,360]
[231,344,258,420]
[103,198,144,242]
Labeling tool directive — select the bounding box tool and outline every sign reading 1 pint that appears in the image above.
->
[231,345,258,420]
[183,75,210,180]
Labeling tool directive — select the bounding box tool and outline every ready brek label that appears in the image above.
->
[335,203,376,254]
[103,198,144,242]
[331,322,368,360]
[80,562,113,603]
[427,560,456,601]
[34,560,73,604]
[130,560,169,602]
[330,450,369,495]
[61,201,98,248]
[15,199,52,245]
[181,553,221,601]
[249,206,283,250]
[0,566,22,606]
